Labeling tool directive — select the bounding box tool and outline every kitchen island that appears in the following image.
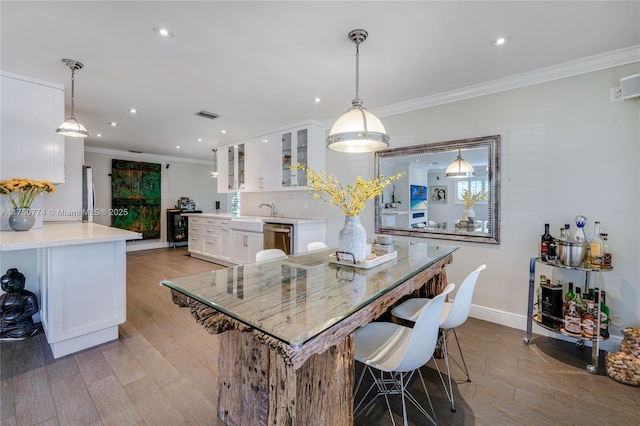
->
[0,223,141,357]
[162,241,457,425]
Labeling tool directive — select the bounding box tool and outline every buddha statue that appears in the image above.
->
[0,268,39,340]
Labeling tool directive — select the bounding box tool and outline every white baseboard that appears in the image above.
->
[125,240,170,252]
[469,304,622,352]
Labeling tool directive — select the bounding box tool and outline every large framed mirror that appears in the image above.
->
[375,135,500,244]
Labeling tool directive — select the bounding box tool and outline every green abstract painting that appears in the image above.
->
[111,159,161,239]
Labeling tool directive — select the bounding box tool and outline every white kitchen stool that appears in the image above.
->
[306,241,328,251]
[255,249,287,262]
[391,264,486,412]
[353,283,455,426]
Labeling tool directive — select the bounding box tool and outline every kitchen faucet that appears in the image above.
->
[259,203,277,217]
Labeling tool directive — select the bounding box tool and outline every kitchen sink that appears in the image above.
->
[230,217,264,232]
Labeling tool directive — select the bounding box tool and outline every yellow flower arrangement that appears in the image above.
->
[0,178,56,209]
[462,189,487,208]
[291,164,404,216]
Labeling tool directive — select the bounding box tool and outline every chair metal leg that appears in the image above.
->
[353,366,437,426]
[442,330,456,412]
[451,328,471,382]
[439,327,472,412]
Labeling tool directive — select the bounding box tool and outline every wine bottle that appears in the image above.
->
[540,223,553,261]
[599,290,610,338]
[574,286,586,315]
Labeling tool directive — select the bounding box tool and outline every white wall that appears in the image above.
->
[324,64,640,339]
[84,148,216,250]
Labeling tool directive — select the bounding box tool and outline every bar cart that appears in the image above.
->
[524,257,612,374]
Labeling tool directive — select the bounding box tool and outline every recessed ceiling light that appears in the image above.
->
[176,145,180,149]
[221,130,227,134]
[314,97,321,103]
[128,108,139,114]
[108,122,118,126]
[197,138,202,142]
[153,26,174,38]
[262,139,268,143]
[96,134,102,137]
[491,36,510,46]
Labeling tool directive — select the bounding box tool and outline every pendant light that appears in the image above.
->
[210,149,218,177]
[326,29,389,153]
[445,149,475,178]
[56,58,89,138]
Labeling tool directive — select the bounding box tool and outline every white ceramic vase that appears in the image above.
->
[462,207,476,222]
[338,215,367,262]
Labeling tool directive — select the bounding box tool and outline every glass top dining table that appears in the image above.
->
[161,241,458,349]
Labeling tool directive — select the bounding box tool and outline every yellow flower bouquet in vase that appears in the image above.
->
[461,189,487,222]
[291,164,403,262]
[1,178,56,231]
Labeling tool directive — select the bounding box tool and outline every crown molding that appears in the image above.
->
[373,45,640,119]
[84,146,214,165]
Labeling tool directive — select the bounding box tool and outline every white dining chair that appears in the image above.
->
[353,283,456,426]
[391,264,486,412]
[306,241,328,251]
[255,248,287,262]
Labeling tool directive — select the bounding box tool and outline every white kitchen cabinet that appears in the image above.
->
[188,217,204,254]
[1,223,140,359]
[279,123,325,189]
[217,143,246,192]
[1,71,66,183]
[293,222,327,254]
[232,230,264,264]
[218,226,233,262]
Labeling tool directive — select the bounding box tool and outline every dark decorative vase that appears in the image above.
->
[8,208,35,231]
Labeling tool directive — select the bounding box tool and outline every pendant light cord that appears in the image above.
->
[69,65,76,119]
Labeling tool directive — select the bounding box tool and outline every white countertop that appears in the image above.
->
[182,213,326,225]
[0,222,142,251]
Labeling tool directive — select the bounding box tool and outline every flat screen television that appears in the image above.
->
[410,184,428,211]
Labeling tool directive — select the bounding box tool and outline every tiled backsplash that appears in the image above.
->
[240,191,326,219]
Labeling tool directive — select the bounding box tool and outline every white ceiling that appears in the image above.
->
[2,1,639,161]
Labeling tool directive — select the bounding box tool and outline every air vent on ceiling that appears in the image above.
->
[195,110,220,120]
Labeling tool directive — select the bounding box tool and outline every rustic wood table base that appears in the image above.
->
[169,254,451,425]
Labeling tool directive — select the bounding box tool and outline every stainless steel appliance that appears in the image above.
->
[263,223,293,255]
[82,165,94,223]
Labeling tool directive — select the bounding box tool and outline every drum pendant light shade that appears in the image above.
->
[445,149,475,178]
[56,59,89,138]
[327,29,389,153]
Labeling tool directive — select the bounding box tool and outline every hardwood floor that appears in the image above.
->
[1,247,637,425]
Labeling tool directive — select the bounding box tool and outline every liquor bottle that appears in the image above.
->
[574,286,586,315]
[581,300,595,339]
[589,221,603,268]
[564,301,582,337]
[601,233,613,268]
[540,223,553,261]
[563,282,575,316]
[599,290,610,338]
[574,215,587,242]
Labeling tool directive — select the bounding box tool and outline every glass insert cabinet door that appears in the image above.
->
[281,128,309,188]
[227,143,245,190]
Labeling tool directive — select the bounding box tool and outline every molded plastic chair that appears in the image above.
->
[255,248,287,262]
[353,283,456,426]
[391,264,486,412]
[306,241,328,251]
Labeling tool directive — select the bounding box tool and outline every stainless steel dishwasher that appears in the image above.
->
[263,223,293,254]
